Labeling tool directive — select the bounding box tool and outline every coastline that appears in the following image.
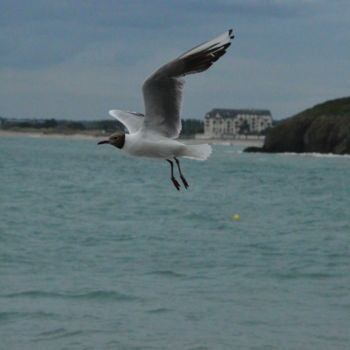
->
[0,130,264,147]
[0,130,99,140]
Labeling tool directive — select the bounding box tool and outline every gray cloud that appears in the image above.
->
[0,0,349,120]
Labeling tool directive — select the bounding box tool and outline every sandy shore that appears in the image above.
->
[0,130,264,147]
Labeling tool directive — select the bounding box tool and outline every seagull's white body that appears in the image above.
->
[114,123,211,160]
[123,132,188,160]
[100,30,234,189]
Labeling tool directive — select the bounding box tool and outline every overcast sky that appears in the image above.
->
[1,0,349,121]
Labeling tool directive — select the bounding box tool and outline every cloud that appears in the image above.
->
[0,0,337,70]
[177,0,326,19]
[0,0,349,120]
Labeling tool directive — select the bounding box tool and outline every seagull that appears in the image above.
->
[98,29,234,190]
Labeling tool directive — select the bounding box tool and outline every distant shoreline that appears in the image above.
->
[0,130,98,140]
[0,130,264,147]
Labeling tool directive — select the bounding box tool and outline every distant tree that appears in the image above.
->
[239,120,250,138]
[16,121,32,128]
[61,121,86,130]
[42,119,58,128]
[181,119,204,136]
[87,120,125,132]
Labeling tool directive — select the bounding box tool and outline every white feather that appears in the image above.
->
[109,110,144,134]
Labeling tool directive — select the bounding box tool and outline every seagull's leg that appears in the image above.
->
[166,159,181,191]
[174,157,189,189]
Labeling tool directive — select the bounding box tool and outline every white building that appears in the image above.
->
[203,108,273,138]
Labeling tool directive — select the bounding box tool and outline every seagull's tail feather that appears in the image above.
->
[183,144,212,161]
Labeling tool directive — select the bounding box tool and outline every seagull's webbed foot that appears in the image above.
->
[171,176,181,191]
[174,157,189,190]
[167,159,181,191]
[179,175,189,189]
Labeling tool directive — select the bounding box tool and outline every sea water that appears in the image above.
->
[1,136,349,350]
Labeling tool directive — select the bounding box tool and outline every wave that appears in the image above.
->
[1,290,139,302]
[0,311,55,322]
[240,150,350,158]
[148,270,186,278]
[281,152,350,158]
[2,291,62,298]
[34,327,109,342]
[70,290,138,302]
[34,328,87,342]
[147,308,172,314]
[273,272,334,280]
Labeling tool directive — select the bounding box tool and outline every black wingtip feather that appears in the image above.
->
[178,30,235,76]
[184,42,231,75]
[229,29,235,39]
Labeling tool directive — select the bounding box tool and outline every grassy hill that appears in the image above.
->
[261,97,350,154]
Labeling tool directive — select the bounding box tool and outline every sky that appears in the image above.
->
[1,0,349,121]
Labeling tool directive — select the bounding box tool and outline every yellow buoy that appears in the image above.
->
[233,214,240,221]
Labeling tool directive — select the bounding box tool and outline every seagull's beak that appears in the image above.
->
[97,140,110,145]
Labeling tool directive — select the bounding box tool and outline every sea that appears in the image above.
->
[1,136,349,350]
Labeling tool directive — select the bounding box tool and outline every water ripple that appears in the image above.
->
[148,270,186,278]
[1,290,141,302]
[0,311,56,323]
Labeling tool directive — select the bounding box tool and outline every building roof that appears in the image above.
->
[206,108,272,118]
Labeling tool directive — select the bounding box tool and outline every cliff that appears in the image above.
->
[245,97,350,154]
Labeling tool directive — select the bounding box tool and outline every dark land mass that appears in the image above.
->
[244,97,350,155]
[0,118,204,138]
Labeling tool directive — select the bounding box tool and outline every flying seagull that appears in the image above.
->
[98,29,234,190]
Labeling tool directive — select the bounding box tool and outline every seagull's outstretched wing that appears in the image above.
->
[109,110,144,134]
[142,29,234,138]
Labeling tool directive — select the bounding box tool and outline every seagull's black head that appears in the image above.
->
[97,132,125,149]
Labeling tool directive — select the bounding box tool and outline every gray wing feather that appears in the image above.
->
[142,29,234,138]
